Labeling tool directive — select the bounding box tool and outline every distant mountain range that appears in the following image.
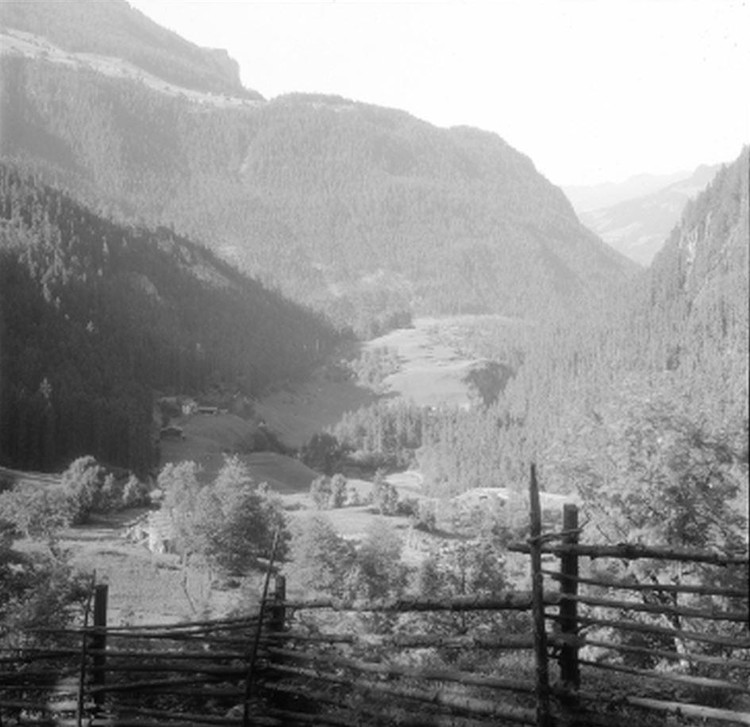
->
[0,0,636,333]
[565,164,725,266]
[564,170,697,213]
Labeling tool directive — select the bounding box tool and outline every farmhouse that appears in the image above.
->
[159,425,185,440]
[127,510,176,554]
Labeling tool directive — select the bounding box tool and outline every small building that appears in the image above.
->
[160,425,185,440]
[181,399,198,416]
[127,510,176,554]
[197,406,218,416]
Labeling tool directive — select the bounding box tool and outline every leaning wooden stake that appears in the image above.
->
[529,464,552,727]
[243,529,281,727]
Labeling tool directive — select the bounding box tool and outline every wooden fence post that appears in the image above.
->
[559,503,580,704]
[91,584,108,713]
[76,583,95,727]
[529,464,552,727]
[270,575,287,633]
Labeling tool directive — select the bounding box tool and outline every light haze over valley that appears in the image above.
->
[0,2,748,724]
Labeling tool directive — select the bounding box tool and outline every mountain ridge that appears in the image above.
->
[0,1,636,334]
[0,0,261,98]
[577,163,726,266]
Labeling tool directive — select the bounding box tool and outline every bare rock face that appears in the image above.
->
[201,47,243,90]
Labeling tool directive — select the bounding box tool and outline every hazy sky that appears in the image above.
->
[128,0,749,187]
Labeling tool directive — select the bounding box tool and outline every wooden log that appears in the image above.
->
[266,630,535,650]
[528,464,552,727]
[0,682,78,693]
[87,615,260,633]
[264,674,537,724]
[277,591,551,612]
[86,648,248,660]
[104,683,246,699]
[0,672,79,690]
[266,684,505,726]
[565,592,749,622]
[95,632,258,645]
[87,673,224,694]
[541,569,749,599]
[81,721,275,727]
[87,662,247,676]
[561,613,750,648]
[511,542,748,565]
[578,658,750,694]
[623,696,750,725]
[267,646,535,693]
[0,648,80,660]
[552,633,750,670]
[107,705,250,725]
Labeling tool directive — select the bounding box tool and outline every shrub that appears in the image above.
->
[372,472,399,516]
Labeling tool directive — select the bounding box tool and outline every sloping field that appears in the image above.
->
[158,412,318,493]
[159,413,257,462]
[243,452,319,494]
[255,316,519,449]
[254,376,381,450]
[364,318,481,408]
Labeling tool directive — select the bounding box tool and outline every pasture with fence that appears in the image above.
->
[1,466,748,726]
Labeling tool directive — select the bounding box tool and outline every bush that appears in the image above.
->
[301,433,347,475]
[310,474,348,509]
[0,487,71,543]
[413,500,437,532]
[59,457,148,522]
[372,472,399,516]
[158,456,289,575]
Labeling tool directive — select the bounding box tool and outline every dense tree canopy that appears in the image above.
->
[0,164,341,474]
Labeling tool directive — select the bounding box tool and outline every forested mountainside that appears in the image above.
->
[366,150,748,497]
[0,0,257,98]
[0,165,341,475]
[0,43,635,333]
[577,164,723,266]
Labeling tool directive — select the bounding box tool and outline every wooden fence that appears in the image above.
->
[1,465,748,726]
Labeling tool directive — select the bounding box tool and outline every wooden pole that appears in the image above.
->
[76,582,95,727]
[529,464,552,727]
[266,575,290,713]
[559,503,580,706]
[91,584,108,713]
[270,575,286,634]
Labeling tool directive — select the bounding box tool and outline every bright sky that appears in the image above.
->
[128,0,750,186]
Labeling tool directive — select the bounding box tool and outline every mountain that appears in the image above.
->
[642,150,749,416]
[0,164,341,475]
[575,164,724,266]
[564,170,695,213]
[416,150,749,496]
[0,0,260,99]
[0,2,636,334]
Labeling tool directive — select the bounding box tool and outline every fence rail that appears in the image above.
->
[1,465,748,727]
